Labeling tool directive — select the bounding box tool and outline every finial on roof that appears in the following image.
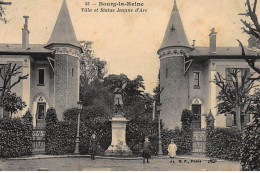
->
[173,0,178,11]
[171,25,175,31]
[158,0,190,50]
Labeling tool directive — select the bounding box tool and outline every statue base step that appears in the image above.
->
[104,143,133,156]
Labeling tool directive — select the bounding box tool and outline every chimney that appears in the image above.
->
[209,28,217,53]
[22,16,30,50]
[248,35,260,48]
[192,40,196,48]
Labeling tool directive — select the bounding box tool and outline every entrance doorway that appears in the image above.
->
[36,103,46,129]
[191,104,201,130]
[33,96,48,129]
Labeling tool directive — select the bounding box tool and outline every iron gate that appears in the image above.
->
[32,129,45,154]
[192,130,206,155]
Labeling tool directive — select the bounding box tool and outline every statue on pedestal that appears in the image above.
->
[105,78,132,156]
[113,79,127,116]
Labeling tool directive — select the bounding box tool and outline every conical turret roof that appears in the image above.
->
[159,0,190,50]
[46,0,81,48]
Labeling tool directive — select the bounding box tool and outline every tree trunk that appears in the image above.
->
[235,106,242,131]
[0,100,3,118]
[0,106,3,118]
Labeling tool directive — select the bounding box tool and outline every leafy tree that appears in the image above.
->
[79,41,107,91]
[0,1,11,23]
[3,92,26,118]
[241,89,260,170]
[214,69,257,131]
[102,74,148,119]
[0,63,28,118]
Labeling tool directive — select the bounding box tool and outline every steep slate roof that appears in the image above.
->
[46,0,81,48]
[189,46,259,57]
[0,44,53,54]
[159,0,190,50]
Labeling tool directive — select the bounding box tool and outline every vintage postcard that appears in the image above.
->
[0,0,259,171]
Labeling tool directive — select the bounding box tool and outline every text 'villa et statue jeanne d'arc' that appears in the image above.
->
[82,1,147,13]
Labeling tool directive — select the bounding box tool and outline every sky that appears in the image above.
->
[0,0,257,93]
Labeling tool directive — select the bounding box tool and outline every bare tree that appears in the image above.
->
[214,69,257,131]
[0,1,11,23]
[239,0,260,75]
[0,63,28,117]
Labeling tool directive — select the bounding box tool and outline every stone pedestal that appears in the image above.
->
[105,116,132,156]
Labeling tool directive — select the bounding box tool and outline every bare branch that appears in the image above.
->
[6,74,29,93]
[238,40,260,74]
[253,0,258,13]
[246,0,260,34]
[214,72,235,105]
[0,1,11,5]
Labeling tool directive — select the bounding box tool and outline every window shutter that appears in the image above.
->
[226,114,233,127]
[244,114,250,125]
[226,68,231,85]
[244,68,250,77]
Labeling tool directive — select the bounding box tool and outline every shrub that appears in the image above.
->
[161,109,194,156]
[46,121,76,155]
[126,116,158,156]
[45,106,111,155]
[241,117,260,171]
[161,127,190,155]
[180,109,194,155]
[131,142,143,155]
[79,118,111,155]
[206,127,242,161]
[0,111,33,157]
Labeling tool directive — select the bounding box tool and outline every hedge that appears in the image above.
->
[126,116,158,155]
[0,111,33,157]
[45,108,195,156]
[206,127,242,161]
[160,109,194,155]
[45,107,111,155]
[241,117,260,171]
[161,127,190,155]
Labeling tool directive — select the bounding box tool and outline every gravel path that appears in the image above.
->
[0,157,240,171]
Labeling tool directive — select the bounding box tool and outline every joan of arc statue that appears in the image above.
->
[114,79,127,116]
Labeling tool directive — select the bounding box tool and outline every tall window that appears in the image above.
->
[193,72,200,89]
[0,64,10,91]
[38,69,45,86]
[0,64,6,90]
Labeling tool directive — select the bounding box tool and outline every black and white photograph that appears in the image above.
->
[0,0,259,171]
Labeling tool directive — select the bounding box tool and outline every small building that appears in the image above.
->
[0,0,82,129]
[158,0,260,130]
